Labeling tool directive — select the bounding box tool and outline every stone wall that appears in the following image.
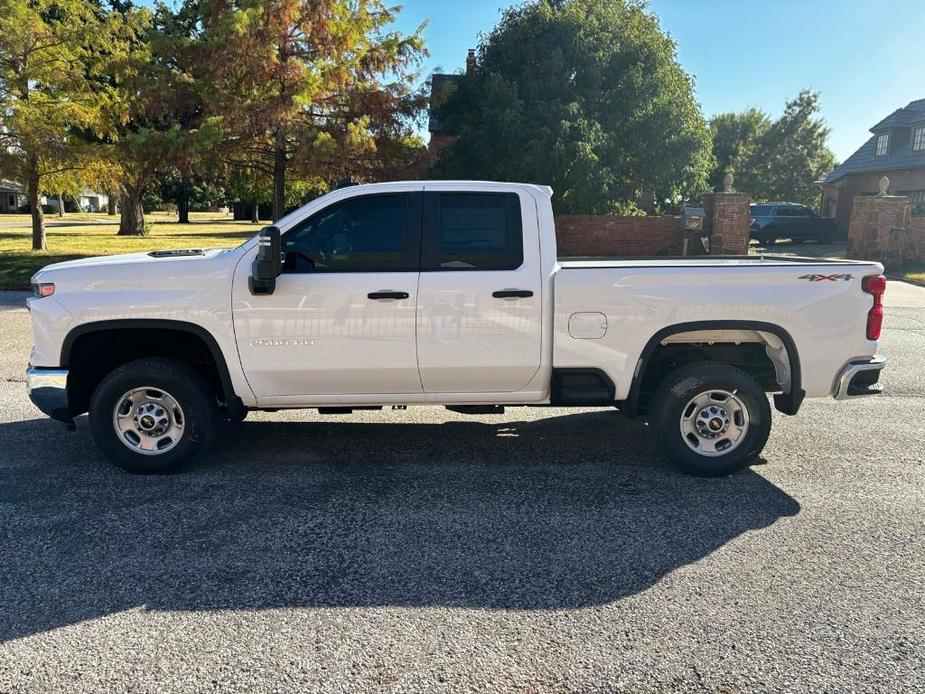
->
[554,215,683,257]
[847,194,912,268]
[909,216,925,263]
[702,191,750,255]
[555,189,751,258]
[821,168,925,233]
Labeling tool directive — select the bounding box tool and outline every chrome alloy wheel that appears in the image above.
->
[112,387,185,455]
[679,389,750,457]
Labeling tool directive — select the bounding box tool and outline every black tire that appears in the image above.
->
[759,228,777,246]
[649,363,772,477]
[89,358,219,474]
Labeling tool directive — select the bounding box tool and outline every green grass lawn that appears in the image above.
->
[0,212,264,290]
[898,263,925,287]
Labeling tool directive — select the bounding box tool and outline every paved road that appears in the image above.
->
[0,286,923,693]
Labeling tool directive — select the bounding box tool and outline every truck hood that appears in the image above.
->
[38,248,230,274]
[31,246,244,300]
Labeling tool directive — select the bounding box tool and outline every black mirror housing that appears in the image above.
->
[249,226,283,295]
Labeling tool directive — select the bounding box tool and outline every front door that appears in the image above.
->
[232,190,423,400]
[415,188,543,393]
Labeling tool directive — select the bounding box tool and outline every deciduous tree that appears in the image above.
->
[432,0,712,215]
[709,91,836,206]
[195,0,427,220]
[0,0,126,248]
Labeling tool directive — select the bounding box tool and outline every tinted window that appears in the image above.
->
[424,193,523,271]
[751,205,773,216]
[790,205,811,217]
[283,194,410,272]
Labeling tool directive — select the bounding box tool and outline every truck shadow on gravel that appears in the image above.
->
[0,409,800,642]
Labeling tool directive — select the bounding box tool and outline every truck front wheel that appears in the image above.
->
[649,363,771,476]
[88,358,219,474]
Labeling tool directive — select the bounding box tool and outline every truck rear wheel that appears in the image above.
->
[649,363,771,476]
[89,358,219,474]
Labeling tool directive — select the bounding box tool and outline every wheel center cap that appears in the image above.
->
[139,414,156,430]
[709,417,724,431]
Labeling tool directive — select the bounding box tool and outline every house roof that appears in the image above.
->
[0,179,24,194]
[428,73,462,134]
[823,99,925,184]
[869,98,925,132]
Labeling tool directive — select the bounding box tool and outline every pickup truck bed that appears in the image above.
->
[554,255,880,409]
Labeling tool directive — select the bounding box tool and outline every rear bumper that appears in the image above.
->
[26,365,72,422]
[834,356,886,400]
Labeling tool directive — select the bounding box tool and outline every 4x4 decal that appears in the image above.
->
[799,273,853,282]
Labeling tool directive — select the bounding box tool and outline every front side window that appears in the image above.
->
[282,193,411,273]
[875,133,890,156]
[913,126,925,152]
[423,192,523,271]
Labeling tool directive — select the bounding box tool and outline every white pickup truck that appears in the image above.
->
[26,181,887,476]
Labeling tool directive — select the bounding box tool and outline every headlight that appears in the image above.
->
[31,282,55,298]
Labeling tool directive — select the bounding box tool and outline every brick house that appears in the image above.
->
[820,98,925,234]
[399,50,475,179]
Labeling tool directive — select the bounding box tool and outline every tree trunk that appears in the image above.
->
[107,190,116,215]
[249,201,259,224]
[272,131,286,221]
[27,155,46,251]
[178,193,190,224]
[118,182,146,236]
[57,193,64,217]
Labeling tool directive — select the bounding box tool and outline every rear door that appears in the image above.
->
[415,187,543,393]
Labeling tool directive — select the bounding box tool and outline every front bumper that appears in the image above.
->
[26,365,72,422]
[834,356,886,400]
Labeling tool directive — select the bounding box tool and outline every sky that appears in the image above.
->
[390,0,925,162]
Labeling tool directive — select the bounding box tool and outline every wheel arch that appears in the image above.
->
[61,319,239,416]
[624,320,804,418]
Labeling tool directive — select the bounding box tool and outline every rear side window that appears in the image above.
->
[423,192,523,271]
[282,193,414,273]
[751,205,773,216]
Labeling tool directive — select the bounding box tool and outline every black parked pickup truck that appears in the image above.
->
[750,202,838,245]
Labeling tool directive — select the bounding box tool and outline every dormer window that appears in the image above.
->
[913,126,925,152]
[875,133,890,156]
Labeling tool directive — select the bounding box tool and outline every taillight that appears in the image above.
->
[862,275,886,340]
[31,282,55,298]
[750,217,757,227]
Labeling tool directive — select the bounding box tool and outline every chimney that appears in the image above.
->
[466,48,476,75]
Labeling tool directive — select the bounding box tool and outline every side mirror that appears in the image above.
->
[249,226,283,295]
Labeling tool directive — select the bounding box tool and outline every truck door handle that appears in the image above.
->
[368,291,409,300]
[492,289,533,299]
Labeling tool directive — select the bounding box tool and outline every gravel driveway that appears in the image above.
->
[0,284,923,693]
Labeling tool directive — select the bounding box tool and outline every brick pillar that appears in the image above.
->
[847,189,911,269]
[703,191,750,255]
